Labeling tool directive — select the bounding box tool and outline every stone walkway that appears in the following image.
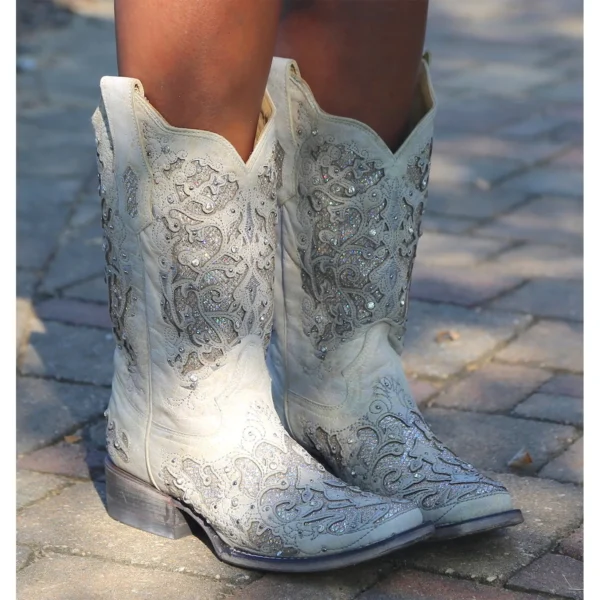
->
[16,1,583,598]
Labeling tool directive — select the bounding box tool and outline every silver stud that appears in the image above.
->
[312,129,318,136]
[369,229,377,236]
[367,301,375,310]
[191,258,200,267]
[347,185,356,194]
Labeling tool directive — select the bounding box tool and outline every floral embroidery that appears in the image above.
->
[140,119,283,384]
[293,102,432,359]
[302,378,506,511]
[160,418,411,557]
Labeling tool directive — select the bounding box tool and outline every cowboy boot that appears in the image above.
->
[91,76,433,572]
[266,57,523,540]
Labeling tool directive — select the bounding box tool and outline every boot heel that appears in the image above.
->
[105,458,192,540]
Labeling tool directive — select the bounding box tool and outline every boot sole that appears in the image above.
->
[105,458,434,573]
[431,509,524,541]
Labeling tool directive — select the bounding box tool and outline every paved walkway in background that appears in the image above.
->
[16,1,583,598]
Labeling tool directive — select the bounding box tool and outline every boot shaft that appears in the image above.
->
[267,57,437,392]
[92,77,284,474]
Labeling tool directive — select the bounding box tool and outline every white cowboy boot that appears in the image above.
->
[266,57,523,540]
[91,76,432,572]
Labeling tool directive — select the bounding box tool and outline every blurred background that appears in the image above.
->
[16,1,583,598]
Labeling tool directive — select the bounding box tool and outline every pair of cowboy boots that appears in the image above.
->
[92,56,522,572]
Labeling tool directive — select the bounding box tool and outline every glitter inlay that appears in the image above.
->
[301,377,507,511]
[293,101,433,359]
[141,120,284,381]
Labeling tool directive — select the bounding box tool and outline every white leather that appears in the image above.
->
[92,75,423,558]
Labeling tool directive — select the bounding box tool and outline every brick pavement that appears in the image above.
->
[16,0,583,597]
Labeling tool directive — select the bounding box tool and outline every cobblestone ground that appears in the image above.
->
[16,1,583,598]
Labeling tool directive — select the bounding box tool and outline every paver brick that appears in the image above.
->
[17,554,231,600]
[426,185,528,219]
[513,393,583,427]
[500,167,582,197]
[36,298,111,329]
[403,301,532,379]
[359,569,548,600]
[417,232,510,267]
[507,553,583,600]
[19,321,115,386]
[490,278,583,321]
[539,437,583,484]
[430,363,551,413]
[17,377,109,454]
[433,134,565,166]
[231,563,388,600]
[422,408,577,472]
[496,320,583,372]
[63,275,109,303]
[493,244,582,280]
[475,196,582,249]
[556,525,583,561]
[17,546,33,571]
[41,221,105,293]
[539,374,583,398]
[17,481,259,584]
[399,473,583,582]
[411,262,525,307]
[17,469,70,510]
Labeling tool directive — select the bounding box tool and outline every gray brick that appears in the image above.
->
[427,185,528,219]
[403,301,532,379]
[422,408,577,472]
[431,363,551,413]
[496,320,583,372]
[360,569,547,600]
[507,553,583,600]
[19,321,115,386]
[41,222,105,292]
[422,213,476,235]
[17,481,259,584]
[400,473,583,583]
[496,114,571,138]
[494,244,582,280]
[17,177,80,269]
[552,147,583,170]
[491,278,582,321]
[411,262,525,307]
[539,374,583,398]
[232,563,388,600]
[539,438,583,484]
[417,232,510,267]
[433,135,565,167]
[501,168,582,197]
[556,525,583,561]
[17,269,37,298]
[513,393,583,427]
[475,196,582,249]
[17,554,230,600]
[442,63,560,96]
[434,96,539,136]
[36,298,111,329]
[17,469,70,510]
[63,276,109,304]
[17,377,109,454]
[430,154,522,187]
[17,546,33,571]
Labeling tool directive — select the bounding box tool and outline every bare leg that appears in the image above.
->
[276,0,429,150]
[115,0,283,160]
